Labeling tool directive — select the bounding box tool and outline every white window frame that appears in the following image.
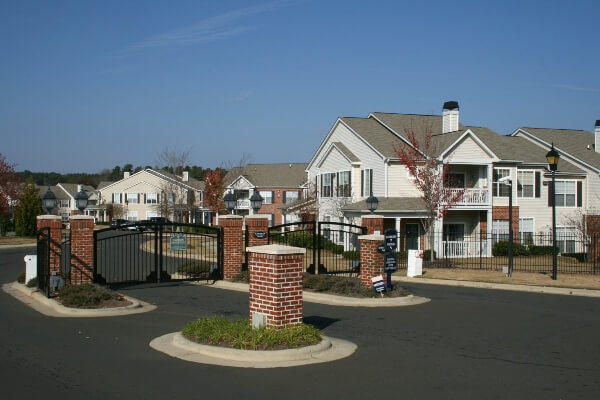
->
[260,191,273,204]
[337,171,351,198]
[321,173,332,198]
[127,210,138,221]
[284,191,299,204]
[519,217,534,243]
[555,226,577,253]
[554,180,577,208]
[493,168,511,197]
[146,193,158,204]
[363,168,373,195]
[517,170,535,198]
[112,193,122,204]
[492,219,510,243]
[59,199,70,208]
[146,210,158,219]
[126,193,138,204]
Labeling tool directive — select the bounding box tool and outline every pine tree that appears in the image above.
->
[15,178,42,236]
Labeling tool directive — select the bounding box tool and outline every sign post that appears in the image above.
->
[383,229,398,290]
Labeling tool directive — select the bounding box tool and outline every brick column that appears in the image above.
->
[358,234,384,288]
[245,215,270,247]
[218,215,244,280]
[36,215,63,275]
[69,215,94,284]
[247,244,305,328]
[361,215,384,235]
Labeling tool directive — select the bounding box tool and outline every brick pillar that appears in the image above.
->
[361,215,384,235]
[245,215,269,247]
[69,215,94,284]
[36,215,63,275]
[358,234,384,288]
[247,244,305,328]
[218,215,244,280]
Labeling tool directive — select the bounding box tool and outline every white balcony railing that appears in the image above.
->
[236,199,250,208]
[442,240,489,258]
[451,188,489,205]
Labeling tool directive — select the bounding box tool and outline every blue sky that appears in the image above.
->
[1,0,599,173]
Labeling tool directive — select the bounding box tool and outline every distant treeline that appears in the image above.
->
[18,164,226,188]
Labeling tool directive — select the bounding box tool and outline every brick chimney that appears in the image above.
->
[442,101,459,133]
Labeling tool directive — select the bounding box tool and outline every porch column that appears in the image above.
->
[433,218,444,259]
[487,164,493,205]
[395,217,401,249]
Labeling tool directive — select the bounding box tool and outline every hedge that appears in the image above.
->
[492,241,529,256]
[561,252,588,263]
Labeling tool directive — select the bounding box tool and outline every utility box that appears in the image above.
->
[24,255,37,283]
[407,250,423,277]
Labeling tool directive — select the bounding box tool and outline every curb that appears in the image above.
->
[0,243,36,249]
[150,332,357,368]
[191,280,431,307]
[393,276,600,298]
[2,282,157,317]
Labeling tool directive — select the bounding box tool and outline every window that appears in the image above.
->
[492,219,509,243]
[445,173,465,188]
[112,193,122,204]
[361,169,372,196]
[127,210,138,221]
[517,171,535,198]
[284,191,299,204]
[146,211,158,219]
[59,200,69,208]
[337,171,351,197]
[555,181,576,207]
[443,224,465,241]
[493,168,510,197]
[556,227,576,253]
[259,191,273,204]
[519,218,534,243]
[146,193,158,204]
[126,193,138,204]
[321,173,332,197]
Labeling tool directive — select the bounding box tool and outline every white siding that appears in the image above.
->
[445,136,494,163]
[387,163,420,197]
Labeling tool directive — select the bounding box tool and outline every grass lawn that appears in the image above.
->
[0,236,36,245]
[395,268,600,291]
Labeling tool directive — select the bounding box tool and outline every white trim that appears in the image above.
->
[226,175,255,190]
[516,169,536,199]
[553,179,579,208]
[438,129,499,161]
[316,144,354,169]
[121,180,163,192]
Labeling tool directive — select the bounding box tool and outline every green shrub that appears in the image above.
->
[176,260,214,277]
[302,273,409,298]
[561,252,588,263]
[492,241,529,256]
[17,272,25,284]
[58,284,118,308]
[528,245,556,255]
[182,316,322,350]
[342,250,359,260]
[26,277,38,288]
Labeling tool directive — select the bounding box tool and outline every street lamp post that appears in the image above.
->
[74,188,89,215]
[42,186,57,215]
[223,192,237,215]
[546,143,560,280]
[498,176,514,276]
[250,189,264,214]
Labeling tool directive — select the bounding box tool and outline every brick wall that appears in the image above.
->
[358,234,384,288]
[361,215,384,235]
[218,215,243,280]
[36,215,63,275]
[492,206,519,235]
[69,215,94,284]
[245,216,269,247]
[247,246,304,328]
[254,187,303,225]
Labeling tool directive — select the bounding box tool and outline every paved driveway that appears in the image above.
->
[1,246,599,399]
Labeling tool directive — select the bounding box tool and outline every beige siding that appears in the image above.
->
[387,163,420,197]
[445,136,494,163]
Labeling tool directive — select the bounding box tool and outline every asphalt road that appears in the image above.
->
[1,246,599,399]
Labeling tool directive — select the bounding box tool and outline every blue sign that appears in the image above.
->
[384,252,397,272]
[371,276,385,293]
[377,244,386,254]
[384,229,398,251]
[253,231,267,239]
[170,234,187,251]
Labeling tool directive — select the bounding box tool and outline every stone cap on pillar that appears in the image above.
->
[358,234,384,241]
[69,215,95,220]
[37,215,62,220]
[219,215,243,219]
[361,215,384,220]
[246,244,307,255]
[244,215,270,219]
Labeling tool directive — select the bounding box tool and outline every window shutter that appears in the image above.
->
[111,193,115,203]
[361,170,364,197]
[336,172,339,196]
[370,169,374,195]
[548,183,554,207]
[535,172,541,198]
[577,181,582,207]
[320,175,323,196]
[283,191,287,203]
[138,193,140,203]
[144,193,147,204]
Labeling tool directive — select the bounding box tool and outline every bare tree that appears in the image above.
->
[105,203,126,220]
[155,147,195,222]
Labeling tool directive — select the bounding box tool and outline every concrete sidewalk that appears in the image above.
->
[393,276,600,298]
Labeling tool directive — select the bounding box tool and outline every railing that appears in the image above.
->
[451,188,489,205]
[236,199,250,208]
[442,240,489,257]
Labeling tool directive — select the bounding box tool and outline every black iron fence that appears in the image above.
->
[36,228,50,297]
[395,232,600,275]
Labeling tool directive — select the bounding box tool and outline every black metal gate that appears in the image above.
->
[268,220,366,276]
[93,221,223,285]
[36,227,51,297]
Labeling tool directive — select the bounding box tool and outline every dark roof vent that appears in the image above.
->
[595,120,600,127]
[443,101,459,110]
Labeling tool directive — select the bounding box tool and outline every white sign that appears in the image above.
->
[407,250,423,277]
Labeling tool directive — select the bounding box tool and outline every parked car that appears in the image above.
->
[149,217,171,224]
[109,219,128,228]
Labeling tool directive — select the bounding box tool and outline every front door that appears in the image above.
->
[406,223,419,250]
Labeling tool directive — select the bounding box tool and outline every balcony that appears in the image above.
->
[451,188,489,205]
[236,199,250,209]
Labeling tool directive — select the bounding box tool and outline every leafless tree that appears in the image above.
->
[154,147,195,222]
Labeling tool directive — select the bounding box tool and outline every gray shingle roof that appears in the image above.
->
[332,142,360,162]
[59,183,96,197]
[225,163,308,188]
[97,181,114,190]
[145,169,205,191]
[518,127,600,171]
[343,197,427,212]
[36,185,69,200]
